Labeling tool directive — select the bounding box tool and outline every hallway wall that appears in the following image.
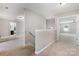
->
[16,20,25,35]
[25,9,46,46]
[25,10,46,35]
[0,19,25,51]
[0,19,9,36]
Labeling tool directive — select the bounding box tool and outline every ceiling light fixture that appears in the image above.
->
[16,8,25,21]
[17,16,25,21]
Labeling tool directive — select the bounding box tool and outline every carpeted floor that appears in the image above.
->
[37,39,79,56]
[1,35,79,56]
[0,45,35,56]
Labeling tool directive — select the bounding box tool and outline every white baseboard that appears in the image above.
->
[35,41,54,54]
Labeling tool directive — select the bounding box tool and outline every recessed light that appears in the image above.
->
[59,3,66,6]
[5,6,8,9]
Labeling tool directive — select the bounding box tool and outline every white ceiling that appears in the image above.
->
[23,3,79,18]
[0,3,24,20]
[0,3,79,20]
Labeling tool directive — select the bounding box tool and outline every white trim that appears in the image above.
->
[60,33,76,36]
[35,41,54,55]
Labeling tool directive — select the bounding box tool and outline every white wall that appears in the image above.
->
[0,19,9,36]
[16,20,25,35]
[0,18,25,36]
[46,19,55,29]
[76,15,79,44]
[25,10,46,46]
[25,10,46,35]
[0,19,25,51]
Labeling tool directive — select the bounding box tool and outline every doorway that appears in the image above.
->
[9,22,16,35]
[59,16,77,44]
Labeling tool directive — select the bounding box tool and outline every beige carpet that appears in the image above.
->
[37,39,79,56]
[0,45,34,56]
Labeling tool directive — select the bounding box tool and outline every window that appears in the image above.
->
[63,25,69,32]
